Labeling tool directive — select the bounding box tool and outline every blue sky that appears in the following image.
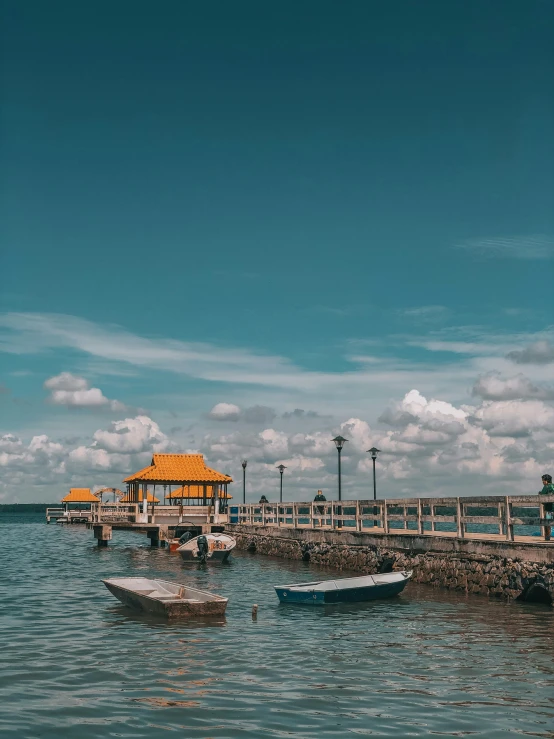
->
[1,1,553,502]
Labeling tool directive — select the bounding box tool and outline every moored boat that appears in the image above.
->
[177,533,236,563]
[102,576,228,617]
[274,570,412,606]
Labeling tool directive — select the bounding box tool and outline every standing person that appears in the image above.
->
[539,474,553,542]
[259,495,269,504]
[314,489,326,517]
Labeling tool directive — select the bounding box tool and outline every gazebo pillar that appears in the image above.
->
[213,483,220,524]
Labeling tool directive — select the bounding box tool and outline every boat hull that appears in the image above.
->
[103,578,228,618]
[275,579,408,605]
[176,533,236,563]
[275,572,412,606]
[179,549,231,563]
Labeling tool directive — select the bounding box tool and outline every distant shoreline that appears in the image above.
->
[0,503,56,513]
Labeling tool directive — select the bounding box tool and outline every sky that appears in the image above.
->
[1,1,553,503]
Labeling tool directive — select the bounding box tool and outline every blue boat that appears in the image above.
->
[274,570,412,606]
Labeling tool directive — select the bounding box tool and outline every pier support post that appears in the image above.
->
[93,524,112,547]
[147,526,169,547]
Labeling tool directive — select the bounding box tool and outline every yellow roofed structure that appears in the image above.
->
[119,490,160,504]
[168,485,232,500]
[123,454,232,505]
[61,488,100,504]
[124,454,232,484]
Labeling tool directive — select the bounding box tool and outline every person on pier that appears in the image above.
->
[314,489,326,516]
[539,474,553,542]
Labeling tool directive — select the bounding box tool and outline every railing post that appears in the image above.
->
[417,498,424,535]
[456,498,463,538]
[330,503,334,529]
[505,496,514,541]
[356,500,361,531]
[383,500,389,534]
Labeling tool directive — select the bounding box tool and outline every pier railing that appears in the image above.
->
[92,504,140,523]
[91,503,229,525]
[45,507,66,523]
[46,508,93,523]
[229,495,554,542]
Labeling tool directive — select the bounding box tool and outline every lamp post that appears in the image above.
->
[331,436,348,501]
[367,447,381,499]
[276,464,286,503]
[367,447,381,528]
[242,460,247,505]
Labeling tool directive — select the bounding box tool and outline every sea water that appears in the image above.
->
[0,513,552,738]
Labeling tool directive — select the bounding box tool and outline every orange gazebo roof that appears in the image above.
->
[124,454,232,485]
[61,488,100,503]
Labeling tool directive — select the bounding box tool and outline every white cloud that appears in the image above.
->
[93,416,171,454]
[2,314,553,427]
[471,400,554,438]
[472,372,554,401]
[208,403,241,421]
[381,389,467,427]
[67,446,130,472]
[2,313,554,503]
[339,418,373,452]
[43,372,127,411]
[207,402,277,424]
[2,377,553,502]
[259,428,289,458]
[44,372,88,392]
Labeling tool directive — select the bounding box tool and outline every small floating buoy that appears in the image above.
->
[252,604,258,619]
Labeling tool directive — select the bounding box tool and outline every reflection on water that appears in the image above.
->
[0,513,553,738]
[103,604,228,630]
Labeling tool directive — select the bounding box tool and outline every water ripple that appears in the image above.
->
[0,514,553,738]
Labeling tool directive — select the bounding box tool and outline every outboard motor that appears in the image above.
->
[178,530,193,545]
[196,535,209,563]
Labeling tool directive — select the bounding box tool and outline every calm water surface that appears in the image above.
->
[1,514,553,738]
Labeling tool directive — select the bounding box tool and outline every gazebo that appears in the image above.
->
[168,484,232,508]
[123,454,232,514]
[60,488,100,513]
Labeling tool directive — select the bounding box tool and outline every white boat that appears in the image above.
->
[103,576,228,618]
[177,533,236,563]
[275,571,413,605]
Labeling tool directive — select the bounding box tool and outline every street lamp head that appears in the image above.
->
[276,464,286,474]
[367,446,381,460]
[242,460,247,469]
[332,435,348,451]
